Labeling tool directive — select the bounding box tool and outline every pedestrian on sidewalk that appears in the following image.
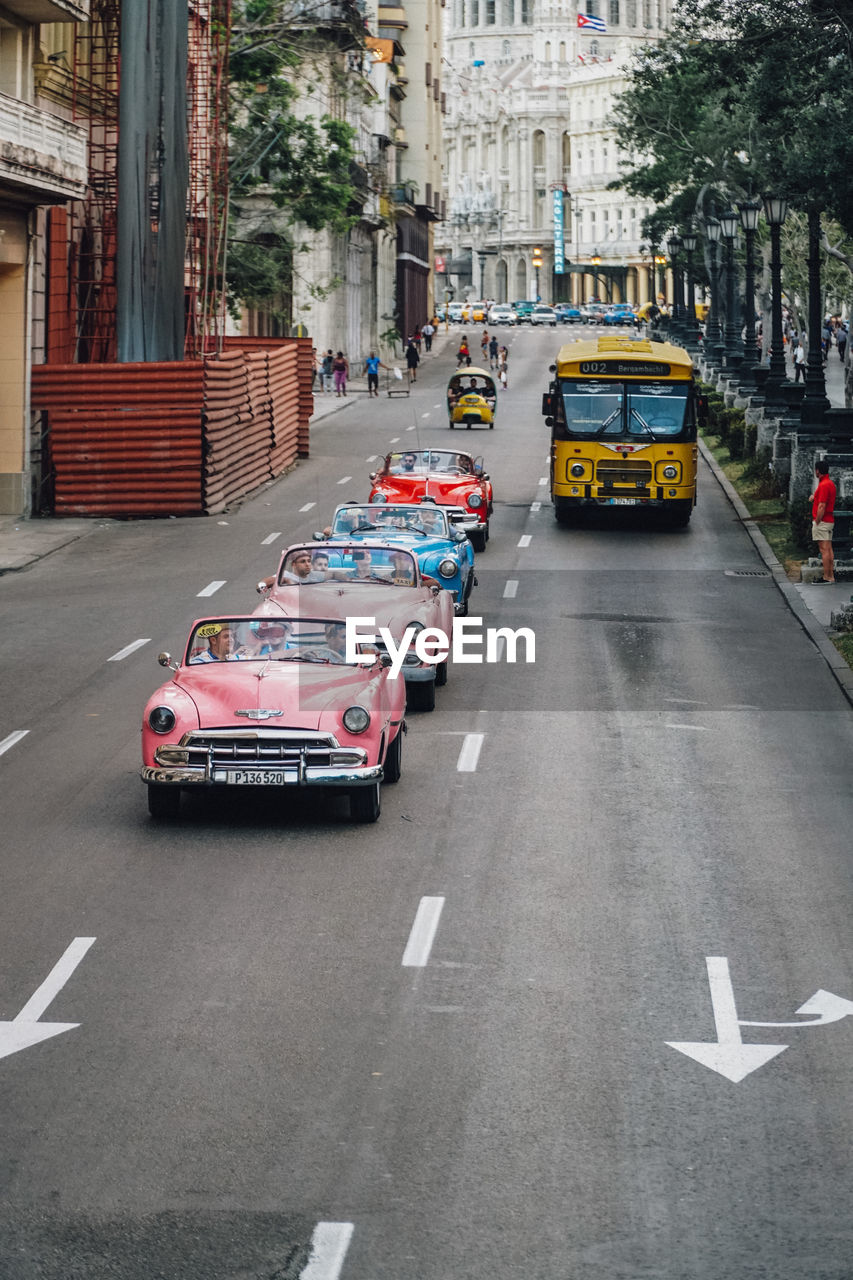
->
[332,351,349,396]
[405,338,420,383]
[321,349,334,393]
[412,326,423,354]
[837,324,848,362]
[809,458,836,583]
[422,320,435,352]
[364,351,388,398]
[794,339,806,382]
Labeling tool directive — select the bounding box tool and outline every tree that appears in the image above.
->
[227,0,362,322]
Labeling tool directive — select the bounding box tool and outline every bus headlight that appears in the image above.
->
[570,463,585,478]
[662,465,678,479]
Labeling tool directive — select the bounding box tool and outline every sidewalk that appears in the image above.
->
[309,327,459,424]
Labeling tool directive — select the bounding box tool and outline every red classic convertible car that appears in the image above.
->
[141,615,406,823]
[368,449,493,552]
[256,542,454,712]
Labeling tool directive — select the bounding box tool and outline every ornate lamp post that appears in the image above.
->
[801,206,831,427]
[719,208,742,372]
[667,232,683,342]
[681,227,699,348]
[737,198,761,390]
[703,216,724,368]
[761,193,789,408]
[654,251,667,314]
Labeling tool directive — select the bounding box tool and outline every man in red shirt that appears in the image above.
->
[810,458,836,583]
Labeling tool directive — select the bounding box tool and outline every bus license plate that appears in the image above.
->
[216,769,288,785]
[610,497,639,505]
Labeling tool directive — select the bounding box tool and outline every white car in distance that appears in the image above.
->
[487,305,517,326]
[530,305,558,327]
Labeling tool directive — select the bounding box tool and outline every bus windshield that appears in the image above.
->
[559,380,689,440]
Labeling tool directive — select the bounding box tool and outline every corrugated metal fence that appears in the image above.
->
[31,338,313,517]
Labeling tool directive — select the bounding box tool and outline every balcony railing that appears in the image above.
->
[0,93,88,200]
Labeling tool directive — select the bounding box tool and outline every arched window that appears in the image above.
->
[501,126,510,166]
[562,132,571,170]
[532,129,545,168]
[544,40,551,61]
[626,0,637,24]
[610,0,620,23]
[502,39,511,58]
[590,39,600,57]
[559,41,566,61]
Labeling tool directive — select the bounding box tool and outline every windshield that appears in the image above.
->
[331,505,449,537]
[279,545,417,586]
[186,618,355,664]
[385,450,476,476]
[558,380,690,440]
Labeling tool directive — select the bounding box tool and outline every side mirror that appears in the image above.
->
[256,580,269,594]
[369,472,377,482]
[379,652,393,668]
[158,652,177,671]
[312,531,326,541]
[542,393,553,415]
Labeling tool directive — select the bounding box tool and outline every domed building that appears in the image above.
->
[436,1,673,307]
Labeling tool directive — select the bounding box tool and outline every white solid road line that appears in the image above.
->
[457,732,485,772]
[108,638,151,662]
[402,896,446,968]
[517,534,532,548]
[197,581,226,597]
[300,502,316,512]
[503,580,519,598]
[336,476,352,485]
[300,1222,355,1280]
[261,531,282,545]
[0,730,29,757]
[665,723,709,731]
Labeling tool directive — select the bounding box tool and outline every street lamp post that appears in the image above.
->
[667,232,683,342]
[703,217,724,368]
[737,199,761,391]
[761,193,789,408]
[681,227,699,348]
[719,209,742,372]
[801,205,831,428]
[591,250,601,303]
[532,245,543,302]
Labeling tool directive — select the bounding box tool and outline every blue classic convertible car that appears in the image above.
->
[317,502,477,614]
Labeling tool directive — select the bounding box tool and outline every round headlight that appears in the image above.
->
[662,465,678,479]
[343,706,371,734]
[468,493,482,509]
[148,705,176,735]
[437,558,457,578]
[570,463,585,478]
[371,492,387,503]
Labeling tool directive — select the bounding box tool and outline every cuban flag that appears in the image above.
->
[578,12,607,32]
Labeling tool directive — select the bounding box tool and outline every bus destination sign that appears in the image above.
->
[578,360,671,377]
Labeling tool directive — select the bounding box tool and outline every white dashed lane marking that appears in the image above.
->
[503,580,518,598]
[517,534,532,548]
[457,732,485,772]
[336,476,352,485]
[300,502,316,512]
[197,581,226,597]
[366,455,378,462]
[0,730,29,757]
[538,477,548,485]
[108,639,150,662]
[389,436,400,443]
[300,1222,355,1279]
[530,501,541,512]
[402,897,446,968]
[261,531,282,545]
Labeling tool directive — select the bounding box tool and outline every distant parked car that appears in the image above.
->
[488,305,517,325]
[447,302,464,323]
[530,305,558,327]
[555,304,582,324]
[602,305,636,326]
[512,300,536,321]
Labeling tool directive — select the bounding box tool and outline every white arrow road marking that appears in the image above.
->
[0,730,29,757]
[740,990,853,1028]
[0,937,95,1062]
[457,733,484,772]
[300,1222,354,1279]
[197,581,226,597]
[261,531,282,545]
[402,897,445,968]
[667,957,788,1083]
[108,639,150,662]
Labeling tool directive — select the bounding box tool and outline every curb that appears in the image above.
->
[698,437,853,707]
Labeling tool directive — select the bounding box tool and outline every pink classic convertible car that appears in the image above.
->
[257,542,454,712]
[141,615,406,823]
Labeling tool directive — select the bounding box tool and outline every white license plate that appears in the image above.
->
[217,769,288,785]
[609,497,639,505]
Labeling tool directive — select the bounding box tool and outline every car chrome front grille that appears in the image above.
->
[183,728,340,767]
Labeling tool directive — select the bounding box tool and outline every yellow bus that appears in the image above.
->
[541,335,699,527]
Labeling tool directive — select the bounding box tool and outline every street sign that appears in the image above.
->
[553,189,565,275]
[435,256,446,273]
[667,956,853,1082]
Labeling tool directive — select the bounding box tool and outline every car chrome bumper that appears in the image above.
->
[142,761,383,788]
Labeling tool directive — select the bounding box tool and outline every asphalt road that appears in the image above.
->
[1,327,851,1279]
